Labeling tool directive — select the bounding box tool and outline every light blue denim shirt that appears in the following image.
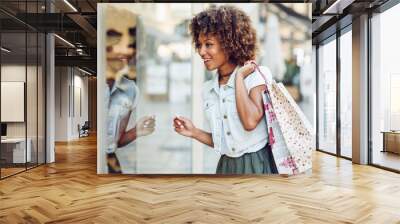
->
[202,66,273,157]
[106,75,138,154]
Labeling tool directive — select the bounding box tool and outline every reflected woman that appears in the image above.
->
[173,5,278,174]
[105,6,155,173]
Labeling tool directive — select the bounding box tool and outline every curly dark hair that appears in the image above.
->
[189,5,258,66]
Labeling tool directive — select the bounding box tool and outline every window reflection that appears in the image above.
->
[340,30,352,158]
[371,4,400,171]
[318,38,337,154]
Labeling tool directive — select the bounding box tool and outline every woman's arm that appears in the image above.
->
[235,64,266,131]
[174,116,214,147]
[117,112,136,147]
[193,128,214,147]
[118,114,155,147]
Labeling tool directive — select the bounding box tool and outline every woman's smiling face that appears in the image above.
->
[196,33,229,71]
[105,7,136,79]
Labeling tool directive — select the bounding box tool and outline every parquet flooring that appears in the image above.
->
[1,167,26,178]
[1,135,400,223]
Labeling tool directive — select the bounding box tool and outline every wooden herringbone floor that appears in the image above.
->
[1,135,400,224]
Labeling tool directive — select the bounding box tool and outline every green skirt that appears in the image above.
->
[216,144,278,174]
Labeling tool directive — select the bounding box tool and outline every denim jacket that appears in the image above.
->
[106,75,139,154]
[202,66,273,157]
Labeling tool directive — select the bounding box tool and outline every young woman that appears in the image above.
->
[173,5,278,174]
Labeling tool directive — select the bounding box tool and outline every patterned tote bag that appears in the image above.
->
[254,64,313,175]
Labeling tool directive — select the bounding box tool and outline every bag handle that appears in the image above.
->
[247,61,270,92]
[247,62,275,143]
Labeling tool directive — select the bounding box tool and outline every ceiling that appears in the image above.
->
[1,0,394,74]
[311,0,390,44]
[0,0,98,73]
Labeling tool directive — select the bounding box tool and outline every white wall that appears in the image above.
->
[72,73,89,138]
[1,64,46,163]
[1,65,33,137]
[55,67,89,141]
[55,67,68,141]
[1,65,26,140]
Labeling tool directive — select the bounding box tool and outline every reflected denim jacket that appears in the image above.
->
[105,75,138,154]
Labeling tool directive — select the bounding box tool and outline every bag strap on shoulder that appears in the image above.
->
[249,62,271,91]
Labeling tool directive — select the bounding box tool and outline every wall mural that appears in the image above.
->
[98,3,313,175]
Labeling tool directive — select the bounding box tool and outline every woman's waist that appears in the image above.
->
[219,138,268,158]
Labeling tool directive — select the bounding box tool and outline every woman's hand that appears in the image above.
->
[173,116,197,138]
[136,115,156,137]
[237,60,257,79]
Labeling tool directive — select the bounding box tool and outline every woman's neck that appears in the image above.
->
[218,62,236,85]
[106,79,115,90]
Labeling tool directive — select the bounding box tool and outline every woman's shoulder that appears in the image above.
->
[244,65,273,87]
[202,79,215,98]
[254,65,273,83]
[202,79,214,90]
